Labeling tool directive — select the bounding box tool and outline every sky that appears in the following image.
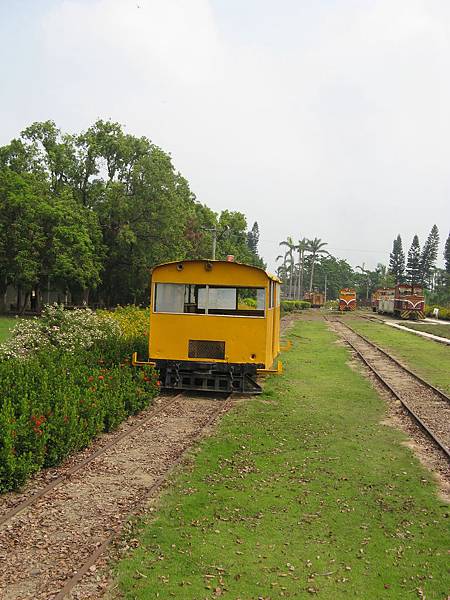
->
[1,0,449,272]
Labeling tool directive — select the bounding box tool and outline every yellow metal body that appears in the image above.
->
[149,260,281,370]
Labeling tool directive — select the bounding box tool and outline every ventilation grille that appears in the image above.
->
[188,340,225,359]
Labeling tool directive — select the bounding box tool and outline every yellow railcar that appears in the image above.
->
[138,259,281,393]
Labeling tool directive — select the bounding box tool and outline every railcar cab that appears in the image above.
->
[338,288,356,311]
[147,260,281,394]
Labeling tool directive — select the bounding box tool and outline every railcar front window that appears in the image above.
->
[154,283,185,313]
[154,283,265,316]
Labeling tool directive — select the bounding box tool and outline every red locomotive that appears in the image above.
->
[376,285,424,320]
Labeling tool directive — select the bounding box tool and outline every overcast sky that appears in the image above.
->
[1,0,449,271]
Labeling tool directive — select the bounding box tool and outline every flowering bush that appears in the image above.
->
[0,305,158,493]
[98,305,150,340]
[0,304,120,360]
[424,304,450,320]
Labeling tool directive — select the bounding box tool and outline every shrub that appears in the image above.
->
[325,300,338,310]
[424,304,450,320]
[0,304,120,360]
[0,305,158,492]
[98,305,150,340]
[281,300,311,312]
[239,297,257,309]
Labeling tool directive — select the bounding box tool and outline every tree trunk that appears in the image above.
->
[83,288,90,306]
[296,253,301,299]
[299,253,304,298]
[0,280,7,314]
[19,292,30,315]
[309,255,316,292]
[16,285,22,313]
[288,261,293,298]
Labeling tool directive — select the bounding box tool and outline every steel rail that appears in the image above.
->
[341,317,450,404]
[324,316,450,461]
[0,393,183,528]
[52,394,233,600]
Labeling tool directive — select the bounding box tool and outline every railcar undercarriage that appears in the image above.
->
[155,360,263,394]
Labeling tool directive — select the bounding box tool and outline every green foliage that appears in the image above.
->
[406,234,421,289]
[0,121,263,310]
[424,304,450,320]
[420,225,439,288]
[389,234,405,284]
[0,306,158,492]
[98,305,150,339]
[325,299,339,310]
[0,304,120,360]
[444,232,450,274]
[112,320,449,599]
[280,299,311,312]
[313,255,354,299]
[239,297,257,308]
[215,210,265,267]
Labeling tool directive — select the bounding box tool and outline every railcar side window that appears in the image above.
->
[269,282,274,308]
[154,283,265,316]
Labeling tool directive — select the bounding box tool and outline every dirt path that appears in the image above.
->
[0,395,230,600]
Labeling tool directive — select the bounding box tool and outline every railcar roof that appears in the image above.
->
[151,259,281,283]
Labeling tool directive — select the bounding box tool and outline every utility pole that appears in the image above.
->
[324,273,327,304]
[202,225,229,260]
[212,228,217,260]
[201,226,217,260]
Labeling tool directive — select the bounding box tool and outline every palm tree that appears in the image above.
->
[279,237,296,298]
[307,238,328,292]
[295,238,310,299]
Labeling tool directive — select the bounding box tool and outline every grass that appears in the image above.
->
[110,319,449,599]
[0,316,17,343]
[398,322,450,341]
[346,316,450,394]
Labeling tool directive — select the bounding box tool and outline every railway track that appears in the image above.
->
[325,316,450,462]
[0,392,232,600]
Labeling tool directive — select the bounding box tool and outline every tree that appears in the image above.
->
[406,235,421,292]
[444,232,450,274]
[307,238,328,292]
[374,263,395,289]
[247,222,259,255]
[279,237,296,298]
[295,238,310,299]
[0,169,49,312]
[313,255,354,300]
[46,194,104,305]
[389,234,405,284]
[420,225,439,288]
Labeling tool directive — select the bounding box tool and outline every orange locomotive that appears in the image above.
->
[338,288,356,311]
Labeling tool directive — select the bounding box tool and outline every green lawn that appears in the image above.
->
[399,322,450,341]
[347,317,450,394]
[0,317,16,343]
[110,319,449,599]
